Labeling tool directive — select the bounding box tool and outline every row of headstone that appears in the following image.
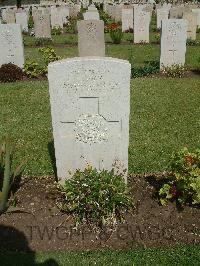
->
[0,24,24,68]
[160,19,187,70]
[157,4,199,40]
[76,17,189,70]
[1,8,29,32]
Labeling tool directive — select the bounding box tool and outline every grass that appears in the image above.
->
[1,77,200,176]
[1,245,200,265]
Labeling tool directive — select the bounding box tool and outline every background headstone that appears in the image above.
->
[160,19,187,69]
[16,11,28,33]
[122,7,133,32]
[157,8,169,29]
[51,6,63,29]
[77,20,105,57]
[183,11,197,40]
[134,8,150,43]
[5,9,16,23]
[34,13,51,39]
[0,24,24,68]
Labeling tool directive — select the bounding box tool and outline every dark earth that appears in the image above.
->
[1,174,200,252]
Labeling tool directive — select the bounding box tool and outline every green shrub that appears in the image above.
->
[161,64,185,78]
[159,148,200,206]
[130,60,159,78]
[38,47,61,72]
[109,28,123,44]
[64,18,78,34]
[24,60,44,78]
[0,63,23,83]
[99,10,112,26]
[51,26,62,36]
[186,38,200,46]
[58,167,133,227]
[28,15,34,29]
[35,37,53,46]
[0,137,25,214]
[154,33,160,44]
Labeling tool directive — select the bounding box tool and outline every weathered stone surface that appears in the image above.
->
[34,13,51,38]
[157,8,169,29]
[16,11,28,32]
[48,57,131,182]
[192,9,200,29]
[160,19,187,69]
[77,20,105,57]
[60,6,69,24]
[5,9,16,23]
[50,6,63,29]
[183,11,197,40]
[134,7,150,43]
[122,7,133,32]
[0,24,24,68]
[83,10,100,20]
[169,6,183,19]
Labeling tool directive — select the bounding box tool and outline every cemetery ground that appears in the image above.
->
[1,32,200,264]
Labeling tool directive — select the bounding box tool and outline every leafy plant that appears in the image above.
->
[38,47,61,72]
[28,15,34,29]
[0,137,25,214]
[58,167,133,227]
[64,18,78,34]
[51,26,62,36]
[99,10,112,26]
[107,23,123,44]
[130,60,159,78]
[161,64,186,78]
[0,63,23,83]
[24,60,44,78]
[186,38,200,46]
[154,33,160,44]
[159,148,200,206]
[35,38,52,46]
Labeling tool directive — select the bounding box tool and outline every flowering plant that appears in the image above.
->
[107,23,123,44]
[159,148,200,206]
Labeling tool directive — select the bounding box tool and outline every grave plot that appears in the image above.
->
[0,2,200,264]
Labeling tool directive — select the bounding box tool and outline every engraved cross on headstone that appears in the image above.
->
[169,44,178,63]
[60,96,121,145]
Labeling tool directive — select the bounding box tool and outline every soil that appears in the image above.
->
[1,174,200,252]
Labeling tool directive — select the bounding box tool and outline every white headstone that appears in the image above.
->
[16,11,29,32]
[34,13,51,39]
[192,9,200,29]
[77,20,105,57]
[157,8,169,29]
[48,57,131,182]
[122,8,133,32]
[51,6,63,29]
[0,24,24,68]
[83,11,100,20]
[5,9,16,24]
[134,8,150,43]
[61,6,69,24]
[160,19,187,69]
[183,11,197,40]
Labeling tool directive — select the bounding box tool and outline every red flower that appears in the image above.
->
[184,155,195,166]
[107,23,119,31]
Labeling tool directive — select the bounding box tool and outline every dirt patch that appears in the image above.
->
[0,175,200,252]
